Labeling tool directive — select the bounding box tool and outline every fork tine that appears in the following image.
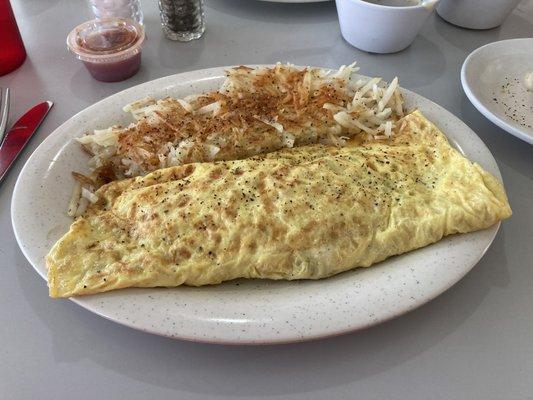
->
[0,87,10,145]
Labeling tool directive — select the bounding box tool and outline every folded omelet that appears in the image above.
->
[47,111,511,297]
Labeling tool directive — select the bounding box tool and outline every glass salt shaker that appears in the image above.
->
[158,0,205,41]
[88,0,144,24]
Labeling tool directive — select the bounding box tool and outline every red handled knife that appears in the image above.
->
[0,101,53,183]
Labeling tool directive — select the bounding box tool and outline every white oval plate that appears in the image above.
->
[12,66,502,344]
[461,38,533,145]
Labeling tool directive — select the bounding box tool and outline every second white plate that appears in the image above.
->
[12,66,502,344]
[461,38,533,145]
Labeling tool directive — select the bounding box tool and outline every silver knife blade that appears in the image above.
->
[0,101,53,183]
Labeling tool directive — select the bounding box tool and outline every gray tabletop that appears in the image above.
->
[1,0,533,398]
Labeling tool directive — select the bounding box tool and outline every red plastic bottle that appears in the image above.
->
[0,0,27,76]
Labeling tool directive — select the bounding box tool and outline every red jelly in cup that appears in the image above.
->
[67,18,145,82]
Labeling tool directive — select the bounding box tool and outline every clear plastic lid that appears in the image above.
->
[67,18,145,63]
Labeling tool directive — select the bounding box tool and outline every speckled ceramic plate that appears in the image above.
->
[461,38,533,145]
[12,66,502,344]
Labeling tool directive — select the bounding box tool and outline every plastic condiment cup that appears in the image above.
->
[67,18,145,82]
[335,0,440,54]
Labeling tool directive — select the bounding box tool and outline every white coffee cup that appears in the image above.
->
[436,0,521,29]
[335,0,440,54]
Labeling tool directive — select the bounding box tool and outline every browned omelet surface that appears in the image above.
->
[47,111,512,297]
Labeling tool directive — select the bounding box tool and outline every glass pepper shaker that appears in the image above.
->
[158,0,205,41]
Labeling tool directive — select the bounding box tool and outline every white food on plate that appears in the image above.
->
[69,62,405,212]
[525,71,533,92]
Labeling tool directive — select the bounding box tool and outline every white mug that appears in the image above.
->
[436,0,521,29]
[335,0,440,54]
